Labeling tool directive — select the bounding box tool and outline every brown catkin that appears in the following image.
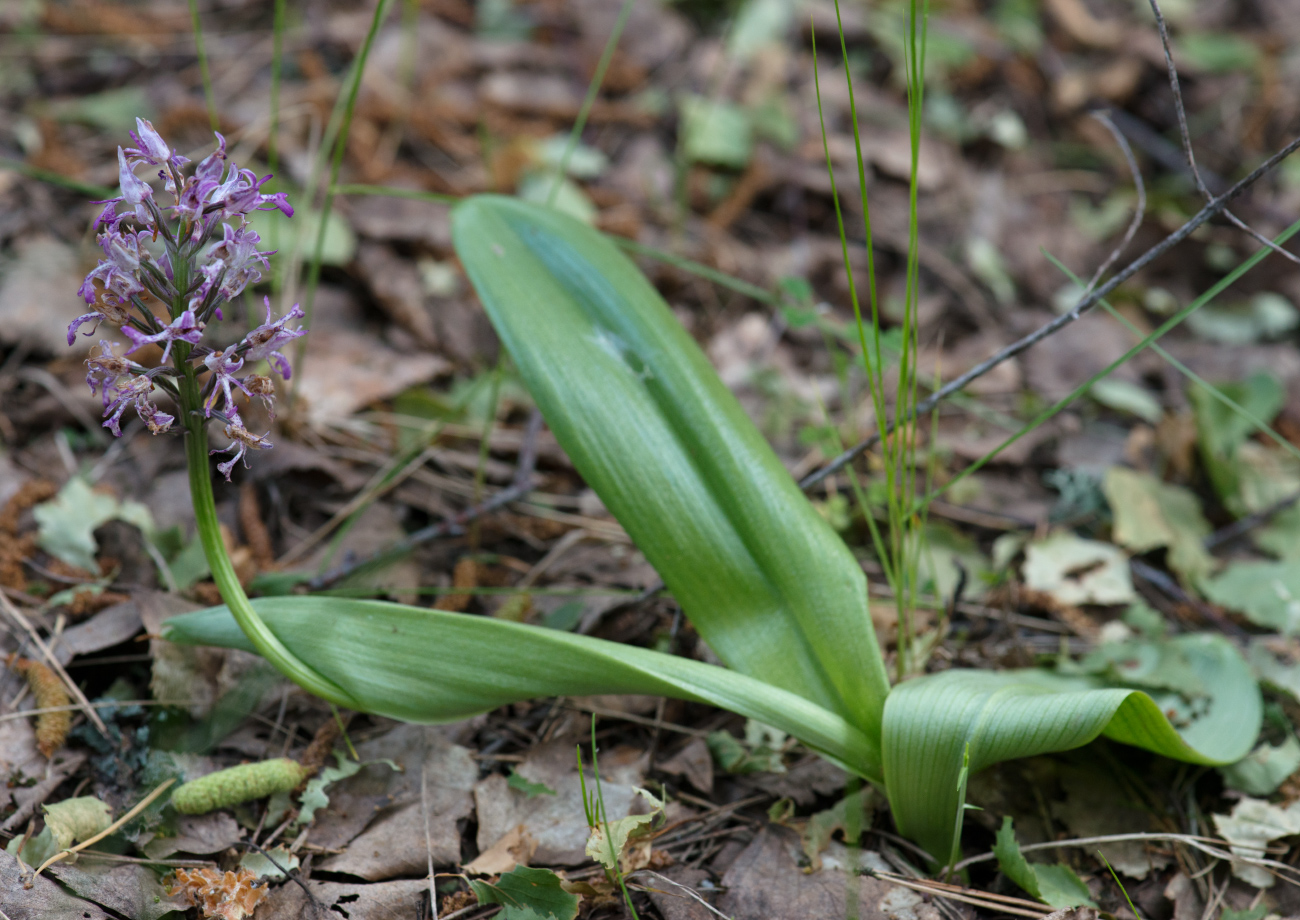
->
[9,656,71,758]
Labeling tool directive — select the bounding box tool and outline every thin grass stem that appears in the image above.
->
[186,0,219,131]
[547,0,635,206]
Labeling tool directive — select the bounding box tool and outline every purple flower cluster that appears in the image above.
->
[72,119,305,479]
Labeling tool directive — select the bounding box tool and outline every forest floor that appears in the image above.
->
[1,0,1300,917]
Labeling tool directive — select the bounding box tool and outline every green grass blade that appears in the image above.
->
[187,0,218,131]
[548,0,635,206]
[300,0,397,337]
[162,598,880,777]
[451,195,891,741]
[884,634,1260,866]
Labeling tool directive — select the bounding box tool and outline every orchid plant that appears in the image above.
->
[72,120,340,700]
[74,122,1263,871]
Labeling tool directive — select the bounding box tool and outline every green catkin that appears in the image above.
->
[171,758,309,815]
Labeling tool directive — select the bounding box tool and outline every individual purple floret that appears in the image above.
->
[85,340,138,407]
[122,117,188,181]
[101,373,173,437]
[211,412,272,480]
[121,309,204,363]
[68,300,133,346]
[243,374,276,416]
[239,298,306,379]
[202,349,249,417]
[72,120,303,477]
[194,223,271,309]
[77,226,151,307]
[113,147,156,227]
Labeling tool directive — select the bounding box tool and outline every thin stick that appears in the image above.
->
[871,871,1050,910]
[0,699,201,724]
[866,873,1050,917]
[1082,111,1147,296]
[799,130,1300,492]
[423,763,439,920]
[952,831,1299,882]
[1144,0,1300,267]
[0,593,107,737]
[627,870,731,919]
[30,779,174,879]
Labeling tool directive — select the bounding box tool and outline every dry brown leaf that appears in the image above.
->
[465,824,538,875]
[436,556,478,612]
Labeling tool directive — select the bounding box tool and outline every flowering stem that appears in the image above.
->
[179,364,357,706]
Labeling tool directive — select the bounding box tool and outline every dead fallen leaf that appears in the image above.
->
[295,327,449,426]
[255,877,429,920]
[465,823,538,874]
[658,737,714,796]
[297,503,421,605]
[355,241,439,347]
[0,848,110,920]
[717,827,939,920]
[0,235,88,353]
[142,812,242,859]
[52,598,143,665]
[347,193,453,250]
[737,756,847,806]
[49,862,188,920]
[316,725,477,878]
[0,715,47,799]
[644,865,716,920]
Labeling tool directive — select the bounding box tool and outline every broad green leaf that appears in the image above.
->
[993,817,1096,908]
[162,597,881,779]
[451,196,889,739]
[9,795,114,867]
[707,725,787,775]
[508,768,557,798]
[1191,372,1283,508]
[1102,468,1214,585]
[1221,734,1300,797]
[44,796,112,849]
[248,207,355,267]
[679,96,752,168]
[1088,378,1162,424]
[1247,640,1300,701]
[1178,32,1260,74]
[469,865,580,920]
[34,477,154,573]
[1202,561,1300,633]
[884,634,1260,866]
[239,845,299,879]
[1254,506,1300,561]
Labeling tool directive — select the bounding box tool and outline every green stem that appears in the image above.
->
[180,368,358,707]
